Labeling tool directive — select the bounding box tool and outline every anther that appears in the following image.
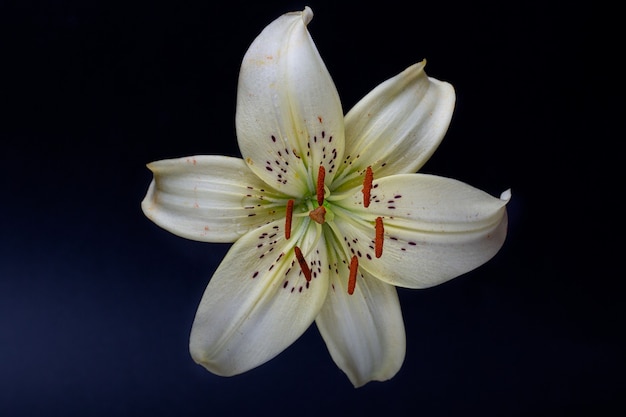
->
[347,255,358,295]
[316,165,325,206]
[362,166,373,208]
[294,246,312,282]
[375,216,384,258]
[285,199,294,239]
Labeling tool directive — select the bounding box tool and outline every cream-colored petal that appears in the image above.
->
[141,155,287,243]
[189,216,329,376]
[332,174,509,288]
[315,261,405,387]
[236,7,345,196]
[333,61,455,190]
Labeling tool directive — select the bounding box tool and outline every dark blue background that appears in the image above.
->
[1,1,621,416]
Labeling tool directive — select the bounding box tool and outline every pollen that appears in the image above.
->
[362,166,373,208]
[347,255,358,295]
[285,199,294,239]
[294,246,312,282]
[316,165,325,206]
[375,216,384,258]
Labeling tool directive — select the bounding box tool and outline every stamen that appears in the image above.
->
[294,246,311,282]
[285,199,294,239]
[362,166,373,208]
[375,216,384,258]
[347,255,358,295]
[316,165,325,206]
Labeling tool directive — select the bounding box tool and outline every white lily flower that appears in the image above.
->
[141,7,510,387]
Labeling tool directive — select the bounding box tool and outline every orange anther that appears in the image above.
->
[285,199,294,239]
[347,255,358,295]
[316,165,326,206]
[362,166,373,208]
[375,216,384,258]
[294,246,311,282]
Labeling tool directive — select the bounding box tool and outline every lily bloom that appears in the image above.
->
[141,7,509,387]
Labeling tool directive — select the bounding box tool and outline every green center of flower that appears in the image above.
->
[285,165,384,295]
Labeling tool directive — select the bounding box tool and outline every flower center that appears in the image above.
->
[284,165,384,295]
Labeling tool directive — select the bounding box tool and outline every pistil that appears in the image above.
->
[362,166,373,208]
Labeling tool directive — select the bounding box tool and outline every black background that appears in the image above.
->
[1,1,621,416]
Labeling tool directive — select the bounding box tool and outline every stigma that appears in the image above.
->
[309,206,326,224]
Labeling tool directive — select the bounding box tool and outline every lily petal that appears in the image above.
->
[334,61,455,190]
[141,155,286,243]
[333,174,509,288]
[189,216,329,376]
[236,7,345,196]
[316,263,405,387]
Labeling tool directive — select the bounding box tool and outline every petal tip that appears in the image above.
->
[405,59,427,75]
[500,188,512,202]
[302,6,313,25]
